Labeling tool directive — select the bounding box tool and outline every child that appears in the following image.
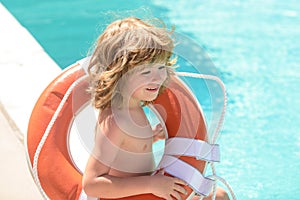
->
[82,17,229,200]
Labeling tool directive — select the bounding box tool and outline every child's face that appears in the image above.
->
[122,63,168,105]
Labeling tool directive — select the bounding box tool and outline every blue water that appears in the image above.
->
[3,0,300,199]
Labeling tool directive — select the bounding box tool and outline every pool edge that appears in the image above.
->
[0,3,61,199]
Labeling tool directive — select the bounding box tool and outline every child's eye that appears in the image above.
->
[141,70,151,75]
[158,66,165,70]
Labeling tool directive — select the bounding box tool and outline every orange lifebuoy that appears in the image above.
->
[26,59,220,200]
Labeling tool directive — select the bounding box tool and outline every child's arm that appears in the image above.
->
[83,155,152,197]
[83,156,187,199]
[153,123,166,142]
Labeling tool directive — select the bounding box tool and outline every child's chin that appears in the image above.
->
[144,95,158,102]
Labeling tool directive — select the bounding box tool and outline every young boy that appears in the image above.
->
[83,17,229,200]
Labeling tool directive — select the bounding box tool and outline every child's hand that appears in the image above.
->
[153,124,165,141]
[149,170,187,200]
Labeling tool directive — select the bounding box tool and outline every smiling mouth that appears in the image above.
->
[146,87,159,92]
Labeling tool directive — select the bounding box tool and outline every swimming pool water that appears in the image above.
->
[3,0,300,199]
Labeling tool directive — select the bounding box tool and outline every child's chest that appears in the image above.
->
[112,127,156,174]
[121,127,154,153]
[119,108,155,153]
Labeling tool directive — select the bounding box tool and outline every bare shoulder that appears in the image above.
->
[96,108,126,146]
[84,109,127,175]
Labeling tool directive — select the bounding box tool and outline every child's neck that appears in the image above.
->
[126,97,143,110]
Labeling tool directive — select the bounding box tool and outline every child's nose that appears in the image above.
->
[151,69,165,81]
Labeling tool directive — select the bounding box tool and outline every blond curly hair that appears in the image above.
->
[88,17,176,110]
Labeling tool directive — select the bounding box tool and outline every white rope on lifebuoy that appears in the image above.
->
[175,72,227,144]
[176,72,235,200]
[32,75,88,200]
[207,175,237,200]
